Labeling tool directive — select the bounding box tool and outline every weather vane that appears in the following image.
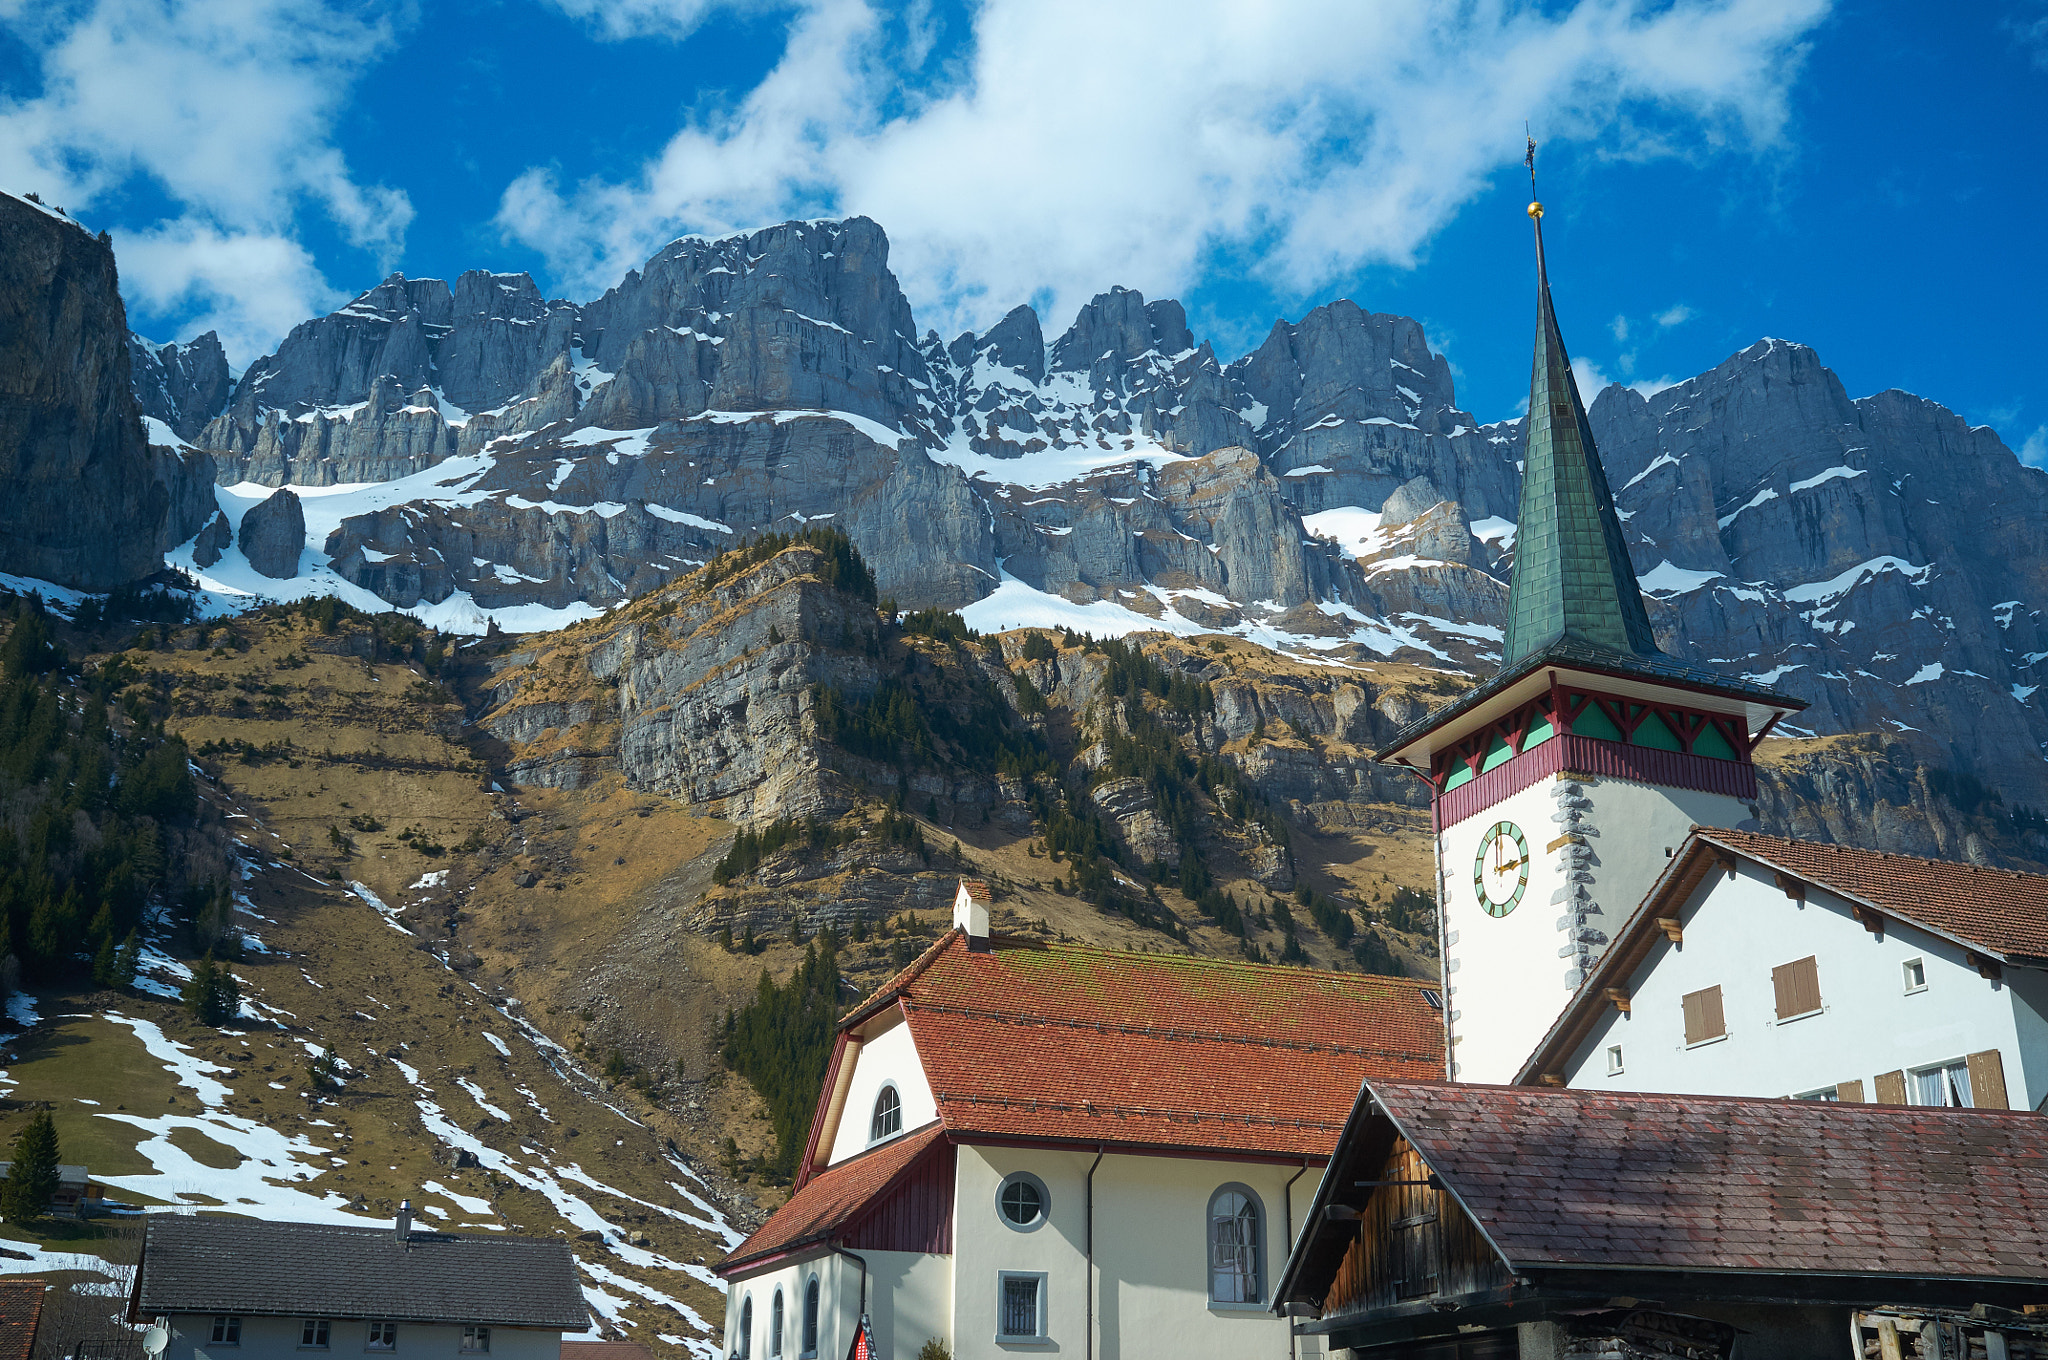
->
[1526,124,1542,220]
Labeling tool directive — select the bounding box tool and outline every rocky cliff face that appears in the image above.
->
[0,191,166,589]
[142,215,2048,817]
[129,330,232,443]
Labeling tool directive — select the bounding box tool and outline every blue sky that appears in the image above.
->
[2,0,2043,451]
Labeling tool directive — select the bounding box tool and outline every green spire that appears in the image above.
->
[1499,148,1660,668]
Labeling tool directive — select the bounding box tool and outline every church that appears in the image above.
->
[1273,159,2048,1359]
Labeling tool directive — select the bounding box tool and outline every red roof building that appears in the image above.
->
[714,880,1443,1360]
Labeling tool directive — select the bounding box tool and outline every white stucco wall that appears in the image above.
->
[1440,770,1752,1084]
[952,1144,1317,1360]
[164,1316,559,1360]
[725,1250,949,1360]
[825,1014,939,1166]
[1558,861,2040,1106]
[1441,766,1761,1081]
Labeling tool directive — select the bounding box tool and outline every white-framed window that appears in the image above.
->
[737,1296,753,1359]
[770,1287,784,1357]
[1207,1183,1265,1305]
[800,1276,820,1358]
[995,1172,1049,1231]
[1605,1044,1623,1076]
[210,1318,242,1347]
[1913,1059,1974,1108]
[869,1083,903,1143]
[300,1320,331,1350]
[995,1271,1049,1343]
[364,1322,396,1353]
[1902,957,1927,994]
[459,1329,489,1355]
[1793,1087,1840,1101]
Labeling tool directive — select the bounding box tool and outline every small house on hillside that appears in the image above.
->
[131,1205,588,1360]
[1277,1080,2048,1358]
[0,1162,97,1218]
[1515,829,2048,1105]
[715,879,1444,1360]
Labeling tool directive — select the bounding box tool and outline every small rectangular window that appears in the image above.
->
[1902,958,1927,993]
[301,1320,331,1350]
[1771,955,1822,1020]
[1681,985,1726,1046]
[996,1272,1047,1341]
[1913,1060,1974,1108]
[1605,1044,1623,1075]
[1793,1087,1839,1101]
[365,1322,396,1353]
[460,1329,489,1354]
[211,1318,242,1347]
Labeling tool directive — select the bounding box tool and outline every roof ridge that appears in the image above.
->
[838,927,964,1029]
[965,936,1439,989]
[1378,1076,2048,1118]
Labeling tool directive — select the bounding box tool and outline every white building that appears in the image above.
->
[714,881,1445,1360]
[1516,827,2048,1108]
[132,1206,588,1360]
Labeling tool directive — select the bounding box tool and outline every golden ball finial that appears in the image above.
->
[1527,201,1544,219]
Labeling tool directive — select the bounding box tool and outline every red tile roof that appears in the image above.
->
[1702,828,2048,959]
[0,1282,40,1360]
[896,931,1444,1159]
[1369,1081,2048,1280]
[1518,827,2048,1083]
[720,1123,947,1274]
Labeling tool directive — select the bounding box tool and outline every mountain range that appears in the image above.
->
[6,187,2048,839]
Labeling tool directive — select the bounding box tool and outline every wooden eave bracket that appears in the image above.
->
[1537,1073,1565,1087]
[1654,917,1683,943]
[1603,988,1632,1014]
[1772,871,1807,902]
[1853,905,1885,936]
[1966,950,2005,981]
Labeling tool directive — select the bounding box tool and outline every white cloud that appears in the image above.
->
[1655,302,1695,327]
[1573,355,1677,401]
[498,0,1831,342]
[114,223,343,366]
[542,0,778,41]
[0,0,411,363]
[1611,314,1631,342]
[2020,426,2048,469]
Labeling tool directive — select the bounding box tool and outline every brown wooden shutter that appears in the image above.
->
[1967,1050,2011,1109]
[1835,1079,1865,1103]
[1682,985,1725,1045]
[1873,1070,1908,1105]
[1771,956,1821,1019]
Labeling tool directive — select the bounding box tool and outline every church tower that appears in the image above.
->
[1376,145,1807,1084]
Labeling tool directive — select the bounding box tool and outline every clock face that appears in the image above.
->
[1473,821,1530,917]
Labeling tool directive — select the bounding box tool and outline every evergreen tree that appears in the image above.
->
[91,933,117,988]
[111,931,141,990]
[182,954,241,1026]
[0,1110,59,1223]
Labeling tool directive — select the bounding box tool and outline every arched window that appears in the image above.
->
[801,1277,819,1357]
[1208,1184,1264,1304]
[770,1289,783,1357]
[737,1295,753,1359]
[870,1084,902,1142]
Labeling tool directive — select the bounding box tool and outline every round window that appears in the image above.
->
[996,1173,1048,1231]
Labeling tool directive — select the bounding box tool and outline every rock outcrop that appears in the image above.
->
[128,330,232,442]
[0,191,165,589]
[239,486,305,578]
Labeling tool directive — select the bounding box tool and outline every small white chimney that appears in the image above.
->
[395,1199,413,1241]
[953,879,990,950]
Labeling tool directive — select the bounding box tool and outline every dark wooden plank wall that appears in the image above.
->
[1322,1139,1508,1317]
[842,1141,956,1254]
